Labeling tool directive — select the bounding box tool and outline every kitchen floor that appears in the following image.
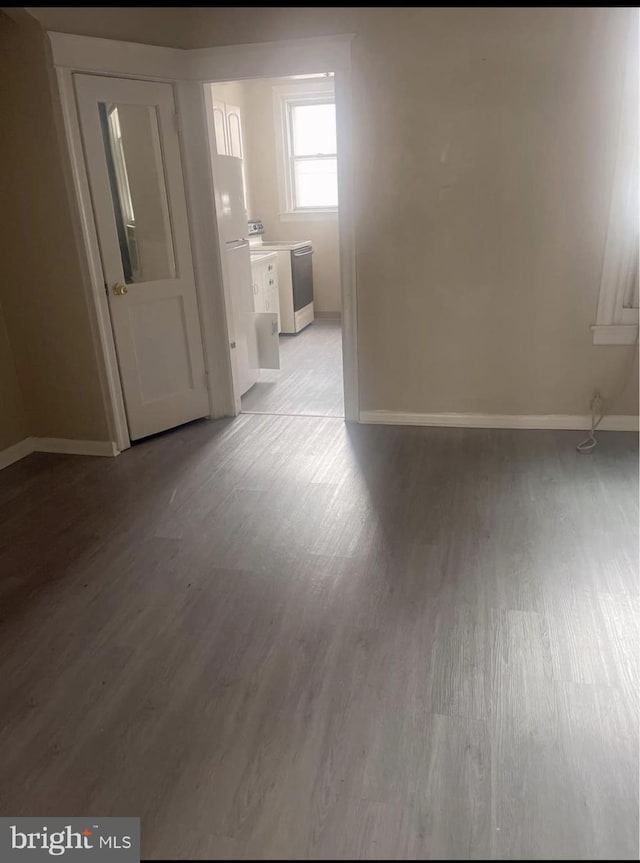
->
[0,416,638,859]
[241,318,343,417]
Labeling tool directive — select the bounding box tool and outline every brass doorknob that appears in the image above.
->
[112,282,128,296]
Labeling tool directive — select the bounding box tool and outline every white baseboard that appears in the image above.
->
[33,437,119,457]
[314,311,342,320]
[359,411,639,432]
[591,324,639,345]
[0,436,118,470]
[0,438,35,471]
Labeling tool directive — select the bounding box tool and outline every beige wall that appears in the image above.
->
[0,300,28,450]
[12,7,640,422]
[0,12,110,441]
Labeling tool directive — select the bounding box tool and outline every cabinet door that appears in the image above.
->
[251,262,266,312]
[212,100,228,155]
[265,269,278,295]
[265,267,280,328]
[269,283,280,319]
[225,104,244,159]
[256,313,280,369]
[223,103,248,209]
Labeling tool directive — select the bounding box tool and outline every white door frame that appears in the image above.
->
[48,32,359,452]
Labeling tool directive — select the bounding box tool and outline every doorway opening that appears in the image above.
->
[205,73,344,419]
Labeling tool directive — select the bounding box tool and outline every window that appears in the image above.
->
[274,81,338,217]
[289,102,338,209]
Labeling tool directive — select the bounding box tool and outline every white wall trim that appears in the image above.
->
[0,438,34,471]
[187,34,355,83]
[175,79,237,418]
[591,324,639,345]
[48,31,188,80]
[272,79,336,217]
[315,310,342,320]
[333,42,359,422]
[279,210,338,222]
[33,438,119,456]
[592,7,639,345]
[48,31,355,84]
[192,36,359,422]
[0,437,119,471]
[359,411,639,432]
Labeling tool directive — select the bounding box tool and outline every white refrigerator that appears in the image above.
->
[213,155,279,397]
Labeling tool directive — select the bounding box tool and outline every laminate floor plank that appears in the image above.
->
[241,320,344,417]
[0,417,637,859]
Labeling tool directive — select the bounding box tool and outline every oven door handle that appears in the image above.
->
[292,248,314,257]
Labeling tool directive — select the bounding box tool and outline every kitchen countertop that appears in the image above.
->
[249,250,278,263]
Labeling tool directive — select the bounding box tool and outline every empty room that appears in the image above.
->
[0,5,638,862]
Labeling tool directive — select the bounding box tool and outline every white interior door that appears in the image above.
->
[75,74,209,441]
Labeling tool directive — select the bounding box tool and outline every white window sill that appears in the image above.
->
[591,324,639,345]
[279,210,338,222]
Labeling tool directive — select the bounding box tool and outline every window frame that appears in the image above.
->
[273,80,338,219]
[592,10,639,345]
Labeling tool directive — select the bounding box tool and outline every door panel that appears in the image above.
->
[129,295,193,401]
[212,100,228,155]
[75,74,209,441]
[251,262,266,312]
[225,104,243,158]
[226,240,259,395]
[256,313,280,370]
[213,155,248,242]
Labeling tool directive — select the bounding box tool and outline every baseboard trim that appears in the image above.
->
[0,438,34,471]
[33,437,119,457]
[314,311,342,320]
[0,436,119,470]
[359,411,639,432]
[592,324,639,345]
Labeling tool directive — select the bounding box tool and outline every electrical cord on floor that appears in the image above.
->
[576,347,639,453]
[576,393,604,453]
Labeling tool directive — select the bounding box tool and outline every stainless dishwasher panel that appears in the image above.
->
[290,246,314,311]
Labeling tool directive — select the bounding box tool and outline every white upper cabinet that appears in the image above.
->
[225,105,243,159]
[212,100,228,156]
[211,98,249,211]
[214,101,244,159]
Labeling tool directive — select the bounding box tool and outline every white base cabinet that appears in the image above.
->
[251,252,281,332]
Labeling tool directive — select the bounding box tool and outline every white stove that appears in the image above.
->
[247,221,314,333]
